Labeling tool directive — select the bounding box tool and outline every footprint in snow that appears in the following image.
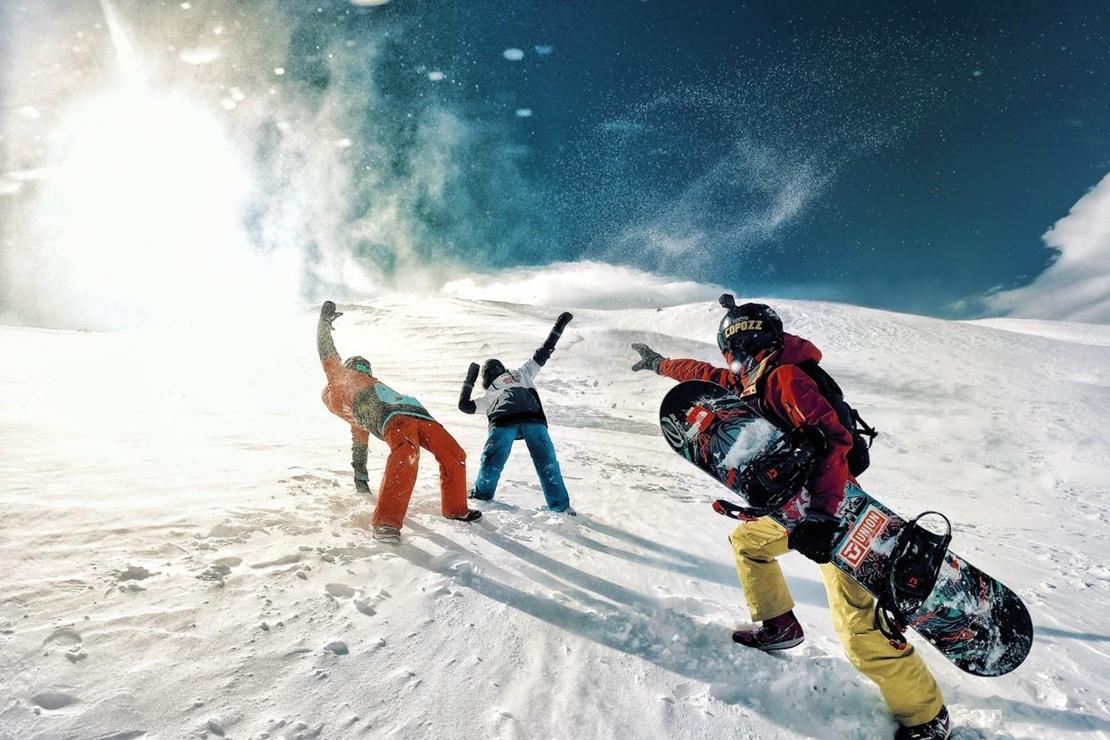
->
[112,566,155,582]
[30,691,79,711]
[325,583,356,598]
[42,626,87,662]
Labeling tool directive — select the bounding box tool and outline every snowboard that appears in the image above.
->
[659,380,1032,677]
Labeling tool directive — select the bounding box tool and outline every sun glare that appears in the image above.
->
[44,89,263,328]
[29,0,299,331]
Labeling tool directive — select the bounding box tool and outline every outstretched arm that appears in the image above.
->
[458,362,480,414]
[317,301,343,377]
[631,343,733,385]
[657,357,733,386]
[533,312,573,367]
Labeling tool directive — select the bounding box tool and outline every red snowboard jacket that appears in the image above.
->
[657,334,853,517]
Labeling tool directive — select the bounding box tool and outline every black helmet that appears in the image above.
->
[344,355,373,376]
[716,295,783,380]
[481,359,507,389]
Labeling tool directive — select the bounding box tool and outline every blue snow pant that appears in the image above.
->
[472,421,571,511]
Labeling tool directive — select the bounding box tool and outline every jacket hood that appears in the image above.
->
[779,333,822,365]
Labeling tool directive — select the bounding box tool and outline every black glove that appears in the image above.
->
[458,362,480,413]
[464,362,480,386]
[631,343,664,372]
[535,314,573,366]
[320,300,343,325]
[788,515,844,564]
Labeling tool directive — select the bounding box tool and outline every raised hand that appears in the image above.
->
[630,343,664,373]
[320,300,343,325]
[464,362,480,386]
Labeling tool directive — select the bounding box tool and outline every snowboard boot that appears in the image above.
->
[731,610,804,651]
[894,706,950,740]
[468,488,493,501]
[447,509,483,522]
[372,525,401,545]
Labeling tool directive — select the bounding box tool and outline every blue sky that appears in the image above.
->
[349,0,1109,317]
[2,0,1109,323]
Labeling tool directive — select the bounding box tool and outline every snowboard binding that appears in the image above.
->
[725,429,819,519]
[875,511,952,648]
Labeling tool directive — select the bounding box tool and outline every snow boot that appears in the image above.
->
[447,509,483,522]
[895,706,950,740]
[731,610,804,651]
[372,525,401,545]
[468,488,493,501]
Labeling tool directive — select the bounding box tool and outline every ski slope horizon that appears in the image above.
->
[2,282,1110,739]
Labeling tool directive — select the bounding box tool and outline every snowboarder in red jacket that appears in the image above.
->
[630,297,950,740]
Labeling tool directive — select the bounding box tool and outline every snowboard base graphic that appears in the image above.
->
[660,380,1032,677]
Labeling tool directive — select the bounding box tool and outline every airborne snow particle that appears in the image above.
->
[534,45,554,56]
[428,70,445,81]
[516,108,533,118]
[335,138,354,149]
[972,69,983,77]
[502,48,525,61]
[274,67,285,76]
[180,47,220,65]
[350,0,391,5]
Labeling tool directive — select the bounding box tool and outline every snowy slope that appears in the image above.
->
[2,293,1110,740]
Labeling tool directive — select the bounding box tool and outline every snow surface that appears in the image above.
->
[2,293,1110,739]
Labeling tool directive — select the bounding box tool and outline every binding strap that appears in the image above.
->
[873,511,952,648]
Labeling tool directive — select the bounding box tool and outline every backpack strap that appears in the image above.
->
[851,408,879,448]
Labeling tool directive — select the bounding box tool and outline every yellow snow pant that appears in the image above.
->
[729,517,945,727]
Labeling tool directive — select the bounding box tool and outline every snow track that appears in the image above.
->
[2,294,1110,739]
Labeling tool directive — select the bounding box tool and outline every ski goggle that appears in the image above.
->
[725,348,778,395]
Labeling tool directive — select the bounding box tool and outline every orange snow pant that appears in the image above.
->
[729,517,944,727]
[372,416,469,529]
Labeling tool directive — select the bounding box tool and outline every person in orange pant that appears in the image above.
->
[317,300,481,543]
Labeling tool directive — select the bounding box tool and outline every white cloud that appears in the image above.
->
[441,261,725,309]
[987,172,1110,323]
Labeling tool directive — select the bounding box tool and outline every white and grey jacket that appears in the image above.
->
[458,313,572,428]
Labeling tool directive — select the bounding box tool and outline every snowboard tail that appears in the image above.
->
[659,380,1032,677]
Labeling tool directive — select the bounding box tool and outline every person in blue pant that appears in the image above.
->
[458,312,575,514]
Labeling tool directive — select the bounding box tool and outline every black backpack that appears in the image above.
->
[795,360,878,477]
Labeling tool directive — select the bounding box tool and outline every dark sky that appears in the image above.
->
[319,0,1109,316]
